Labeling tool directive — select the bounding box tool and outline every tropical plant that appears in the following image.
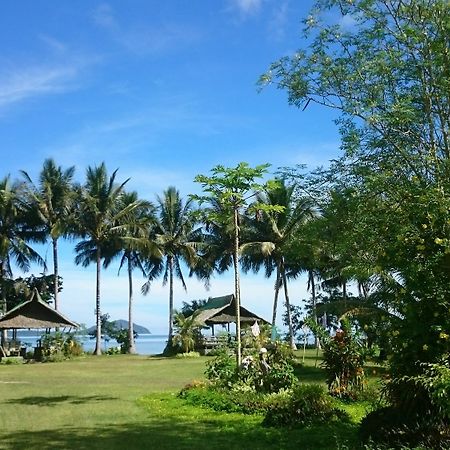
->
[103,191,157,354]
[172,310,202,353]
[244,179,317,349]
[0,175,45,339]
[142,186,200,353]
[193,163,279,366]
[74,163,139,355]
[21,159,76,311]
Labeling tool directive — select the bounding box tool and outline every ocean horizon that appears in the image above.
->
[14,333,168,356]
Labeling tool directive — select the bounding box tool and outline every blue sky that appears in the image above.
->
[1,0,342,334]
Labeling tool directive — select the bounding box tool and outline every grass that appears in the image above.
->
[0,350,378,450]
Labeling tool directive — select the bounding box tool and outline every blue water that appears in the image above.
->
[16,334,167,355]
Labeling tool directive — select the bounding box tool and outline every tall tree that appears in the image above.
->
[142,186,199,353]
[74,163,138,355]
[103,191,158,354]
[21,159,75,311]
[0,176,45,343]
[193,162,279,366]
[244,179,317,349]
[261,0,450,442]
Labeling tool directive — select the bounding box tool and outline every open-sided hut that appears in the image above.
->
[194,294,268,331]
[0,289,78,357]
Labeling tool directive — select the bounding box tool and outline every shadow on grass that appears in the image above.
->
[294,364,326,383]
[5,395,117,407]
[0,413,361,450]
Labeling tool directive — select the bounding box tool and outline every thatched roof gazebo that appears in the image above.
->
[0,289,78,357]
[194,294,269,330]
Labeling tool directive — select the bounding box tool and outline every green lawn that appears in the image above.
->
[0,352,376,450]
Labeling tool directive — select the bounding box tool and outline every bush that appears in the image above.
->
[40,332,83,362]
[360,406,450,449]
[175,351,200,358]
[179,383,291,415]
[361,355,450,449]
[321,321,366,399]
[263,383,349,427]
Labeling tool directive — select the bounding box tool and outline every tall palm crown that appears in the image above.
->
[74,163,135,355]
[0,176,45,316]
[21,159,75,310]
[244,179,317,347]
[103,190,158,354]
[142,186,200,351]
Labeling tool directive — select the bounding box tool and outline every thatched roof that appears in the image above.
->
[0,289,78,329]
[194,294,269,326]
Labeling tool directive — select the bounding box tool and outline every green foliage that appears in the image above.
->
[309,318,366,399]
[205,339,298,393]
[263,383,349,428]
[172,310,203,353]
[40,332,83,362]
[205,346,237,388]
[175,351,201,358]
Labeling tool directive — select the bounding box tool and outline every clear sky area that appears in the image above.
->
[1,0,344,334]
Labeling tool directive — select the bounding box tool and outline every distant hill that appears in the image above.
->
[86,320,151,334]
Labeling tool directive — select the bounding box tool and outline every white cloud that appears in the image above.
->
[268,1,289,41]
[92,3,201,56]
[232,0,264,15]
[0,65,78,109]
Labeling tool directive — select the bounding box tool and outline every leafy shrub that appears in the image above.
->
[40,332,83,362]
[175,351,200,358]
[0,356,24,365]
[205,346,237,388]
[263,383,349,427]
[321,321,366,399]
[360,406,450,450]
[361,355,450,449]
[179,383,291,415]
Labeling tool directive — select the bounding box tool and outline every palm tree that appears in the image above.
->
[21,159,76,311]
[74,163,139,355]
[173,310,201,353]
[244,179,317,349]
[103,191,158,354]
[0,176,45,343]
[142,187,200,353]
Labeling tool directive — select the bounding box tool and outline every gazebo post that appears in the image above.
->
[211,324,215,336]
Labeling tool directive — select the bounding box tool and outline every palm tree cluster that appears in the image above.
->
[2,159,368,356]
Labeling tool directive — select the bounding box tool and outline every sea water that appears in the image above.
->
[16,334,167,355]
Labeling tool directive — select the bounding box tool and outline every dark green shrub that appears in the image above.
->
[205,346,237,388]
[263,383,349,427]
[361,355,450,449]
[40,332,83,362]
[178,383,291,415]
[321,321,366,399]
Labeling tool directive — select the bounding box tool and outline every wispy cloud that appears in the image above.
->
[92,3,202,56]
[268,1,289,41]
[232,0,264,15]
[0,65,78,109]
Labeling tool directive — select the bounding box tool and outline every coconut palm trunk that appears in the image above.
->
[281,258,296,350]
[128,256,137,354]
[233,207,242,367]
[52,238,59,311]
[167,255,174,349]
[94,247,102,355]
[309,269,320,349]
[271,265,281,328]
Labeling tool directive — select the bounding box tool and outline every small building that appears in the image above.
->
[0,289,78,358]
[192,294,269,353]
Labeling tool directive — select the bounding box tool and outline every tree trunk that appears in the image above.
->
[271,265,281,341]
[94,247,102,355]
[1,267,6,346]
[309,270,320,349]
[167,256,174,349]
[233,207,242,367]
[52,238,59,311]
[127,256,137,354]
[281,259,296,350]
